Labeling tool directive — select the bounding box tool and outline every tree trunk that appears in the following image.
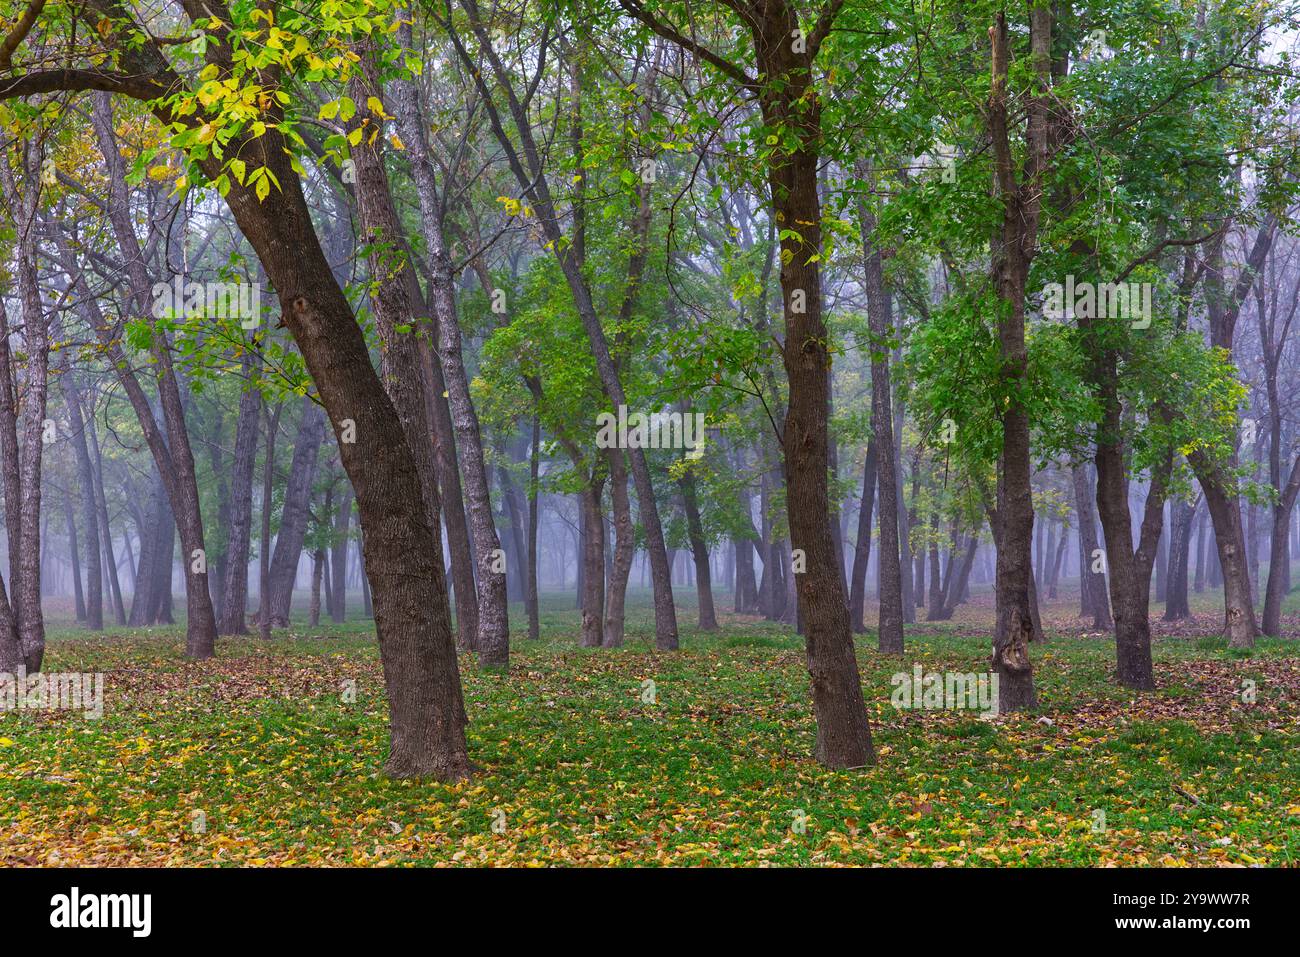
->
[219,354,261,635]
[856,170,904,656]
[152,500,175,625]
[211,126,470,778]
[1072,463,1112,628]
[258,403,281,639]
[267,398,328,625]
[0,299,23,661]
[848,439,877,633]
[746,2,874,765]
[578,478,606,647]
[526,410,541,641]
[604,448,634,647]
[986,10,1048,712]
[330,483,352,624]
[63,373,103,630]
[929,533,979,621]
[64,487,87,624]
[85,391,126,625]
[0,149,47,671]
[127,473,159,627]
[1164,497,1197,621]
[1262,455,1300,636]
[680,470,718,631]
[88,96,216,658]
[385,50,509,666]
[929,522,946,610]
[450,6,678,649]
[1190,450,1259,648]
[309,547,325,627]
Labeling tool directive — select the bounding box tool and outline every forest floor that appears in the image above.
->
[1,587,1297,866]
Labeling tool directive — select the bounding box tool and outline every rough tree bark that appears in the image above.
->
[0,146,48,670]
[986,10,1050,711]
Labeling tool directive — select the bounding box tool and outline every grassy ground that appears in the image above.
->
[1,586,1297,866]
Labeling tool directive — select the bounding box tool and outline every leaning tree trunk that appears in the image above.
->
[1190,450,1259,648]
[856,176,904,655]
[214,123,470,780]
[848,439,877,633]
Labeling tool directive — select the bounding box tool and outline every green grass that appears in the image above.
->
[1,589,1296,866]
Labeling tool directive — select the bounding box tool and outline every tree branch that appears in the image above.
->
[616,0,758,92]
[807,0,845,60]
[0,68,169,102]
[0,0,46,71]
